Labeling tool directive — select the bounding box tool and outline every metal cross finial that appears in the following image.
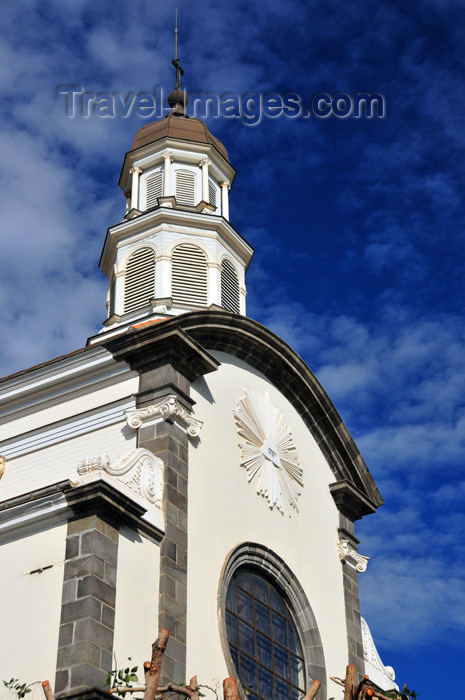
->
[171,57,184,90]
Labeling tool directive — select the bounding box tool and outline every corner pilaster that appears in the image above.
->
[103,323,219,684]
[55,514,118,695]
[337,517,367,681]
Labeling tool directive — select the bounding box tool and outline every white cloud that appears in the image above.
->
[360,555,465,649]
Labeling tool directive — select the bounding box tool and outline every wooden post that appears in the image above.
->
[344,665,356,700]
[41,681,55,700]
[189,676,199,700]
[303,679,321,700]
[223,678,239,700]
[143,628,170,700]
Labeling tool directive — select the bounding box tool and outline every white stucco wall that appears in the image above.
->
[0,521,67,688]
[113,526,160,670]
[186,352,348,691]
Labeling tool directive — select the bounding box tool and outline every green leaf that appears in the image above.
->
[131,667,138,673]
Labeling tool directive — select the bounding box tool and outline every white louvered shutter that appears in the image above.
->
[171,244,208,306]
[208,179,217,208]
[221,259,240,313]
[176,170,196,206]
[145,171,163,209]
[124,247,155,313]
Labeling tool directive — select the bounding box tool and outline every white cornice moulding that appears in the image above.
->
[100,207,253,277]
[0,347,113,402]
[2,398,136,460]
[337,539,369,572]
[0,491,70,540]
[126,395,203,439]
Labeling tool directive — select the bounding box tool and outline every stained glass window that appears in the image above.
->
[225,569,305,700]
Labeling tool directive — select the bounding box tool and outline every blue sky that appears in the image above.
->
[1,0,464,696]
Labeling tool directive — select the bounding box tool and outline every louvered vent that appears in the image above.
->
[209,179,217,208]
[145,171,163,209]
[176,170,196,206]
[172,244,208,307]
[124,247,155,313]
[221,260,240,313]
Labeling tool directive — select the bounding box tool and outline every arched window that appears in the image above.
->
[176,169,196,206]
[219,544,326,700]
[221,259,240,313]
[123,247,155,313]
[171,243,208,307]
[225,568,305,700]
[145,171,163,209]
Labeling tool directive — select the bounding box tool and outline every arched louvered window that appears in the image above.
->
[209,178,217,208]
[145,171,163,209]
[176,169,196,206]
[124,247,155,313]
[221,259,240,313]
[171,244,208,307]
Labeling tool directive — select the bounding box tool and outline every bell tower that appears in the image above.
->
[98,58,253,337]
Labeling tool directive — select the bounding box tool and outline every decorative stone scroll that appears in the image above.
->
[337,539,369,573]
[0,455,6,478]
[361,617,398,691]
[125,395,203,439]
[77,448,164,508]
[233,389,303,516]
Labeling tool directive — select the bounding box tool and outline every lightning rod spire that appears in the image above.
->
[172,9,184,90]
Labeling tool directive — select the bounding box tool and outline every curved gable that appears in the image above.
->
[103,308,383,518]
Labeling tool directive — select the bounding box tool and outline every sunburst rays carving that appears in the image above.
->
[233,390,303,516]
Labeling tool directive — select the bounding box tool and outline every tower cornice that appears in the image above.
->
[99,206,254,276]
[119,135,236,193]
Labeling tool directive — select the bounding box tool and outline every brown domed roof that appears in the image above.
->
[131,113,229,161]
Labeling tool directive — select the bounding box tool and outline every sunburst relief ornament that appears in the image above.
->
[232,390,303,515]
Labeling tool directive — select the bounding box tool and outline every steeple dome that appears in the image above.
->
[98,61,253,338]
[130,113,229,162]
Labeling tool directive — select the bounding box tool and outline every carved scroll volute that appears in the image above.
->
[125,395,203,439]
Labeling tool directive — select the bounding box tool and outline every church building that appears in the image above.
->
[0,66,396,700]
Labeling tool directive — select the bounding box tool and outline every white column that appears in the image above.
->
[155,256,172,299]
[129,166,142,210]
[207,262,221,306]
[163,152,173,197]
[200,158,211,202]
[220,180,230,219]
[114,270,125,316]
